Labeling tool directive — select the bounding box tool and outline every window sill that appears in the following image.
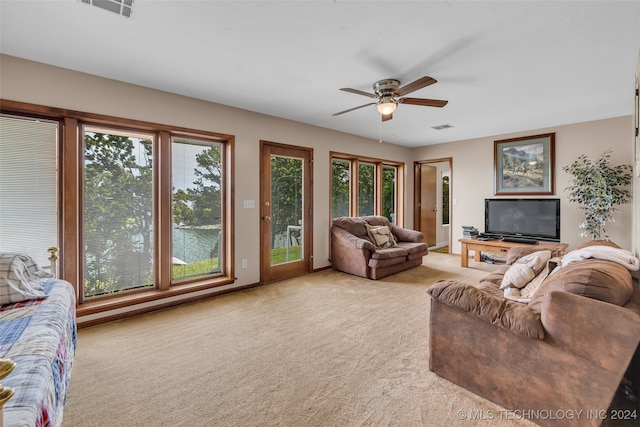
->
[76,276,236,318]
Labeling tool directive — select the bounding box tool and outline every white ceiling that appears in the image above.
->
[2,1,640,147]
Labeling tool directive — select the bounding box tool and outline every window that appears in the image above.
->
[172,138,224,281]
[0,114,58,270]
[270,155,304,265]
[81,125,231,301]
[358,162,375,216]
[330,152,404,225]
[442,173,450,226]
[80,0,134,18]
[382,166,397,223]
[83,126,155,297]
[331,159,350,218]
[0,101,234,318]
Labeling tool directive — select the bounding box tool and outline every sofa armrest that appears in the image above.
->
[330,226,374,278]
[427,280,545,339]
[542,290,640,374]
[331,226,375,250]
[391,225,423,243]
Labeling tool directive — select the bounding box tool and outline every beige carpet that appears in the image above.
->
[430,246,449,254]
[64,253,534,426]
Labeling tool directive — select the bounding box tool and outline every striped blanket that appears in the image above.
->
[0,279,77,426]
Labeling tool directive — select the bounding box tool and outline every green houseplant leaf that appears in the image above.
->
[562,150,632,240]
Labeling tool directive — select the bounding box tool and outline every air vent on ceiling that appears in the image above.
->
[432,124,454,130]
[80,0,134,18]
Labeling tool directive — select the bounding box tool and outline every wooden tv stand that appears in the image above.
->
[458,238,568,268]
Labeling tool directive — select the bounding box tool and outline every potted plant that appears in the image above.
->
[562,150,632,240]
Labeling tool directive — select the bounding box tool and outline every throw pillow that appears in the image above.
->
[500,250,551,290]
[519,258,560,299]
[505,246,565,265]
[365,224,397,249]
[0,253,51,304]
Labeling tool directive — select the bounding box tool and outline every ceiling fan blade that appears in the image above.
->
[332,102,376,116]
[400,97,448,108]
[395,76,437,96]
[339,88,377,98]
[381,113,393,122]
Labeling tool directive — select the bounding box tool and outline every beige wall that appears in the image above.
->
[412,116,634,254]
[0,54,635,289]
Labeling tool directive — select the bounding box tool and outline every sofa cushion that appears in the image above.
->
[500,250,551,289]
[370,246,409,260]
[528,259,633,311]
[369,256,407,269]
[395,241,428,255]
[366,224,397,249]
[428,280,545,339]
[477,279,504,297]
[391,226,423,243]
[478,265,509,288]
[332,216,370,240]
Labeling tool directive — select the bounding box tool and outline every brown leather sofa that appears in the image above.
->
[330,216,428,279]
[427,241,640,427]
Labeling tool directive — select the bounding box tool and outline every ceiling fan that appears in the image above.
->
[332,76,448,122]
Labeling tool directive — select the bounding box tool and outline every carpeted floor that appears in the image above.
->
[61,254,533,426]
[430,246,449,254]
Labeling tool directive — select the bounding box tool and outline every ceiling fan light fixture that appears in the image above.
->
[377,98,397,115]
[334,76,446,122]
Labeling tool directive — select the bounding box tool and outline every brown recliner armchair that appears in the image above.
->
[330,216,428,279]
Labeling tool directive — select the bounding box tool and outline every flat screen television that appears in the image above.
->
[484,198,560,242]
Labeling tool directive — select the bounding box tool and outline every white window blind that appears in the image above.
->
[0,115,58,269]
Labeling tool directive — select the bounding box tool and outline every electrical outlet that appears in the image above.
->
[241,259,248,269]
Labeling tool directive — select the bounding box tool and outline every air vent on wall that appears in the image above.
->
[80,0,133,18]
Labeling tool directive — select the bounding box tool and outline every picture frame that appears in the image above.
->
[494,133,555,195]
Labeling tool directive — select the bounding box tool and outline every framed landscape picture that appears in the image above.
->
[494,133,555,195]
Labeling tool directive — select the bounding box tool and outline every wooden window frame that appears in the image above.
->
[0,100,235,318]
[329,151,404,226]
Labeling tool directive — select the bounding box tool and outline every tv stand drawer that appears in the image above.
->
[465,241,509,254]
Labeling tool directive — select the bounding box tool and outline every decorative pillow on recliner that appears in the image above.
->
[365,224,397,249]
[0,253,51,304]
[500,250,551,290]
